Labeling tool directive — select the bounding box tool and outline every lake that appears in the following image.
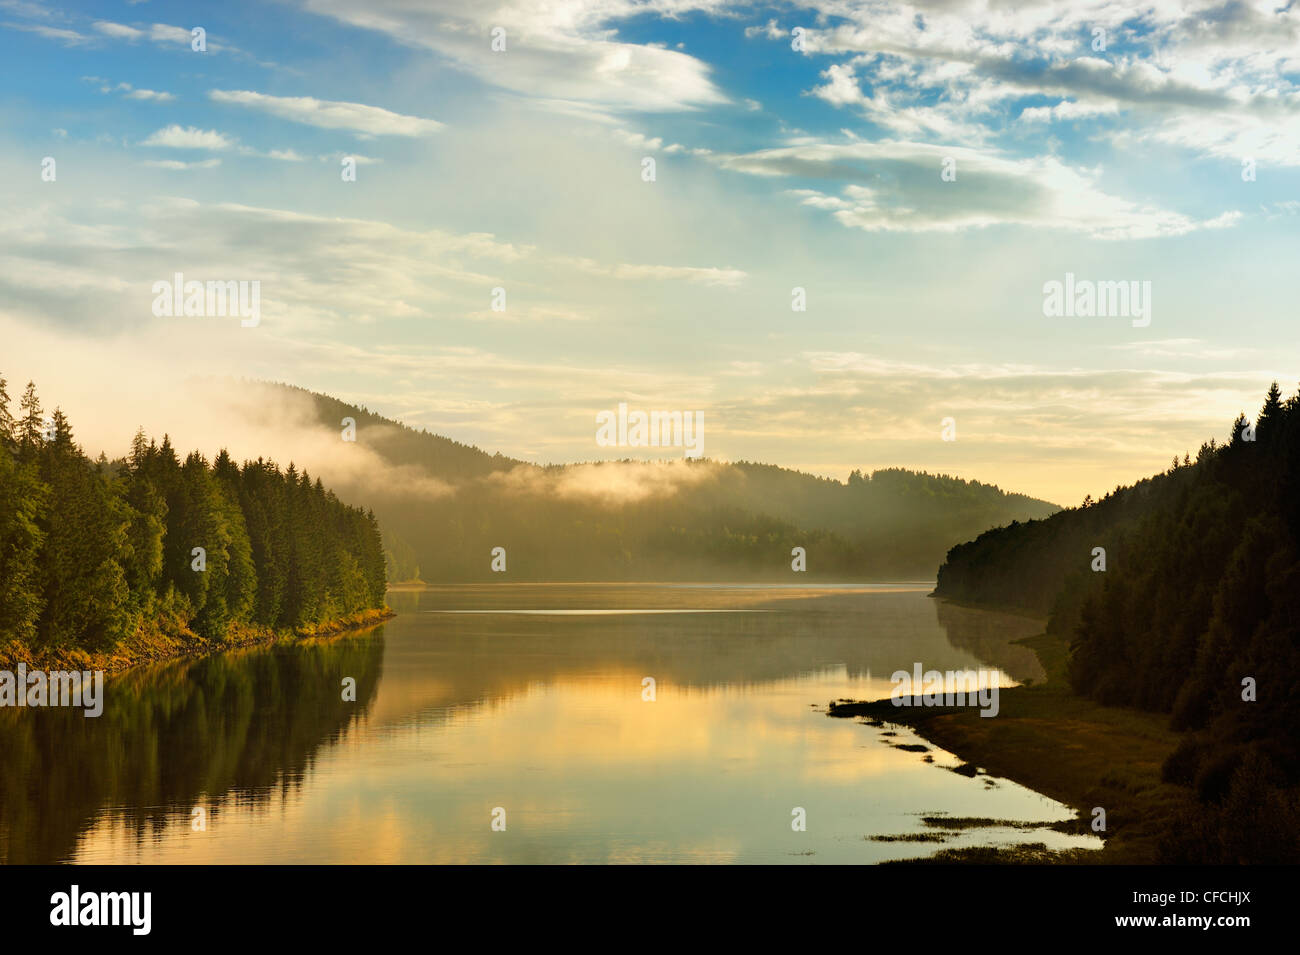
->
[0,584,1102,864]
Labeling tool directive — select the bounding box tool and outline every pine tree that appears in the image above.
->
[17,381,43,457]
[1258,381,1284,442]
[0,447,48,643]
[49,408,75,454]
[0,372,15,448]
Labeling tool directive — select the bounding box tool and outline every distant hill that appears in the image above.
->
[268,382,1060,582]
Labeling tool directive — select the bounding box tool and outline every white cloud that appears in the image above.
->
[717,140,1240,239]
[209,89,444,137]
[148,23,193,44]
[2,21,89,45]
[1019,99,1118,122]
[140,125,235,150]
[126,88,175,102]
[294,0,730,113]
[92,20,143,40]
[560,255,747,286]
[142,158,222,170]
[768,1,1300,163]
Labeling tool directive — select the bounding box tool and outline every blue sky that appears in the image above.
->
[2,0,1299,504]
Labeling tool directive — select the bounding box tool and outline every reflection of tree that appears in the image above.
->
[0,630,384,864]
[933,600,1046,685]
[370,590,1036,728]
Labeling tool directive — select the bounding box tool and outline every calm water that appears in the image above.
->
[0,585,1101,864]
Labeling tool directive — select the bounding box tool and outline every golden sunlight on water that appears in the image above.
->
[6,586,1098,864]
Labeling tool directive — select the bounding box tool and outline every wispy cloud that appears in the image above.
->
[92,20,143,41]
[209,89,444,136]
[3,21,89,45]
[717,140,1240,239]
[142,158,222,170]
[292,0,730,113]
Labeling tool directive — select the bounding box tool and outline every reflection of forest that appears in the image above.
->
[0,588,1041,865]
[932,600,1046,685]
[366,588,1043,729]
[0,633,383,864]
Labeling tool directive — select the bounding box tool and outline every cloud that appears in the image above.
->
[465,303,592,323]
[126,88,176,102]
[88,79,177,102]
[140,125,235,150]
[148,23,193,44]
[2,21,89,45]
[1018,100,1118,122]
[293,0,730,113]
[716,140,1240,239]
[0,197,530,335]
[763,1,1300,163]
[92,20,143,40]
[561,256,747,286]
[209,89,444,136]
[142,158,222,170]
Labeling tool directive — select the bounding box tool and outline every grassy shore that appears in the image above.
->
[0,606,395,674]
[829,625,1197,863]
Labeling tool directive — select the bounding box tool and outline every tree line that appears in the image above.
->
[935,382,1300,862]
[0,374,386,655]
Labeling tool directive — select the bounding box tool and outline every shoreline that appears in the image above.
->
[829,612,1196,864]
[0,607,396,674]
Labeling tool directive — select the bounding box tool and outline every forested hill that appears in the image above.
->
[277,383,1060,581]
[0,374,387,663]
[279,382,522,482]
[935,382,1300,861]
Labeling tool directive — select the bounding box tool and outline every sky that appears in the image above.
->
[2,0,1299,507]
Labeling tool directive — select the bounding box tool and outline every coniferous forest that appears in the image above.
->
[0,373,387,662]
[936,382,1300,861]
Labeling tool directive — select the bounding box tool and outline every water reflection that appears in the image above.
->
[0,635,383,864]
[1,585,1095,864]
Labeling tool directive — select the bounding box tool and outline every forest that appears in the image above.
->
[935,382,1300,862]
[0,373,387,661]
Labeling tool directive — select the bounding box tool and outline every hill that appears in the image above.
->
[272,383,1061,582]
